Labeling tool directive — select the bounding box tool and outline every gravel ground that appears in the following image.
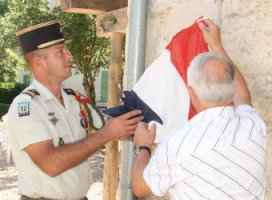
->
[0,147,104,200]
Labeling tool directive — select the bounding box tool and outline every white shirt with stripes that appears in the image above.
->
[143,105,267,200]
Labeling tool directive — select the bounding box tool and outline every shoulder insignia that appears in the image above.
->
[22,89,40,98]
[63,88,76,96]
[18,102,30,117]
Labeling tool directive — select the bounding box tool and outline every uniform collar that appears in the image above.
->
[192,106,235,122]
[31,79,58,101]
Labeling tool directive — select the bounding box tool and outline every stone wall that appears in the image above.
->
[143,0,272,199]
[222,2,272,197]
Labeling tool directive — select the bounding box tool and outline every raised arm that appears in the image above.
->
[198,19,252,107]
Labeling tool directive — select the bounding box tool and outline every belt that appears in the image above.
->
[21,195,88,200]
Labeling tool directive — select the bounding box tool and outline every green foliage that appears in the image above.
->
[0,82,28,120]
[0,103,9,120]
[59,13,110,72]
[0,0,111,103]
[0,82,28,104]
[0,0,9,16]
[0,82,16,89]
[0,0,54,82]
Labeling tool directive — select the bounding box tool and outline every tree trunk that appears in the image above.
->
[83,72,96,103]
[103,32,124,200]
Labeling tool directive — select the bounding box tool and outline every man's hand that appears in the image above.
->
[102,110,143,141]
[198,19,224,54]
[134,122,156,148]
[24,110,143,177]
[131,122,155,197]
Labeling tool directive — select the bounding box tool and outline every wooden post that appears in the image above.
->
[103,32,124,200]
[60,0,127,14]
[56,1,128,199]
[96,7,128,37]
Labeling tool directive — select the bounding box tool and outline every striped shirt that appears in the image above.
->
[143,105,267,200]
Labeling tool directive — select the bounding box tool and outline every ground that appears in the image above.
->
[0,146,104,200]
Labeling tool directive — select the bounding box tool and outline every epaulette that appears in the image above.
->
[63,88,76,96]
[22,89,40,98]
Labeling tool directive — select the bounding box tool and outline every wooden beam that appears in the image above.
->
[96,7,128,37]
[103,33,124,200]
[60,0,127,14]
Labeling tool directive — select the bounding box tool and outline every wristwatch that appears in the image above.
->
[135,146,151,157]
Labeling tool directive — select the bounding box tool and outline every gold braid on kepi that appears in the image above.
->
[16,19,69,54]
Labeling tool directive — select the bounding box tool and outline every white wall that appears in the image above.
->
[63,69,85,94]
[63,68,108,106]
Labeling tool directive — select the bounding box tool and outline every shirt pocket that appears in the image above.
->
[47,112,70,146]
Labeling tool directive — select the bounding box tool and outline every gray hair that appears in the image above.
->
[187,52,236,103]
[24,48,49,67]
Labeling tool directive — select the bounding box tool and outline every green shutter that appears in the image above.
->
[101,70,108,103]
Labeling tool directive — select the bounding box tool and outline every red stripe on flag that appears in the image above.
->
[166,17,208,119]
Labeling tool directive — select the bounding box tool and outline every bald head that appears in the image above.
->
[188,52,236,104]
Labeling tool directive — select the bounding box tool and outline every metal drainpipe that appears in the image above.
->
[119,0,148,200]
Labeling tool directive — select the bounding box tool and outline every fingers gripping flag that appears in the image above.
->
[103,17,208,142]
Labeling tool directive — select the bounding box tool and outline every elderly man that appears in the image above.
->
[7,19,143,200]
[131,19,266,200]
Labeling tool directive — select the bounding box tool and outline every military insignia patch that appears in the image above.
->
[48,112,59,125]
[49,117,59,125]
[18,102,30,117]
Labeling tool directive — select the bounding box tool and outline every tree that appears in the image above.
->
[0,0,111,103]
[0,0,54,82]
[0,0,9,16]
[55,11,111,102]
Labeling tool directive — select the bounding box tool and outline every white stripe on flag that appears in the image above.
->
[133,50,190,142]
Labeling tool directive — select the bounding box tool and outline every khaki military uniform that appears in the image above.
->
[7,79,102,200]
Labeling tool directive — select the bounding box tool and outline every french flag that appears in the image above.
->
[133,17,208,142]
